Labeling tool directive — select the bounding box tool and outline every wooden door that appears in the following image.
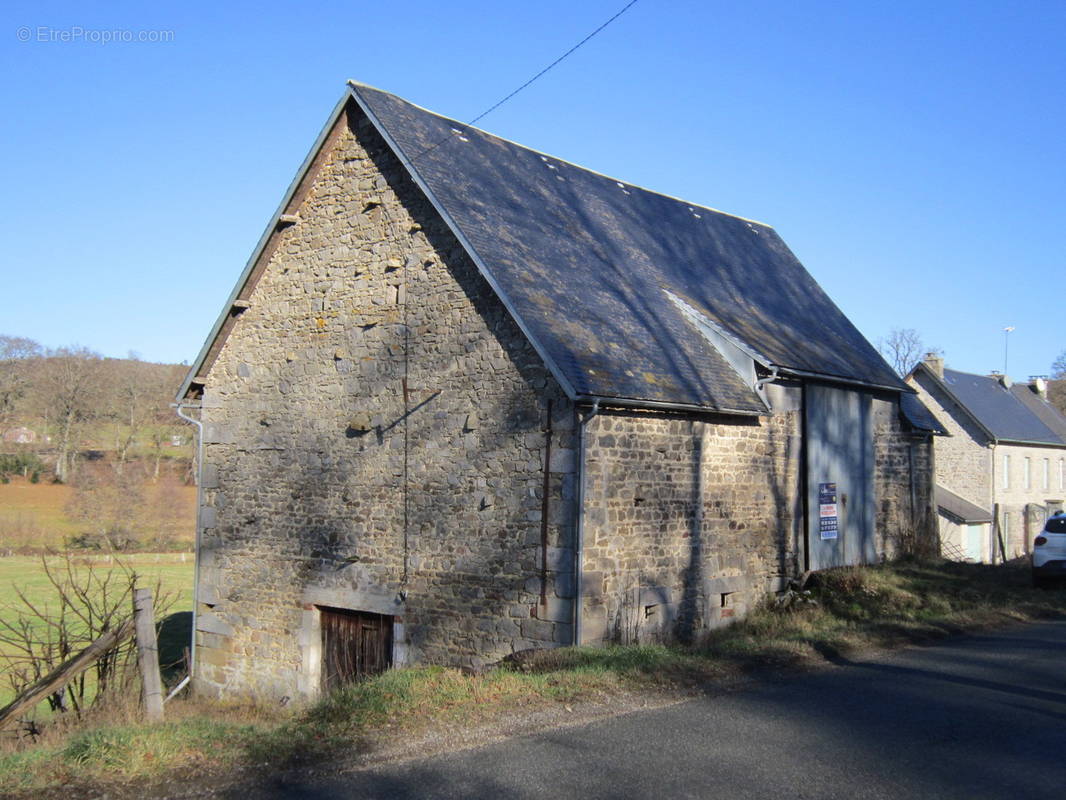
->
[320,607,393,691]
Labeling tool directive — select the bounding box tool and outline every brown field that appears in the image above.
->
[0,476,196,552]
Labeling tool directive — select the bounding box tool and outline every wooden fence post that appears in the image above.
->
[0,618,134,732]
[133,588,164,722]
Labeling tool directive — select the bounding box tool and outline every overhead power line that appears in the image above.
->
[411,0,639,162]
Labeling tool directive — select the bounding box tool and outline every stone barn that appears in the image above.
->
[176,81,937,701]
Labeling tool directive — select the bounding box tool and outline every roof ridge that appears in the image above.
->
[346,80,773,228]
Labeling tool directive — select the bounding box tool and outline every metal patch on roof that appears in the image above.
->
[664,289,761,396]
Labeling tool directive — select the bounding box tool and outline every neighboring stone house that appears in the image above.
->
[176,82,937,701]
[907,354,1066,562]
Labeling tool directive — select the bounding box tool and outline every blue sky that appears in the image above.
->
[2,0,1063,380]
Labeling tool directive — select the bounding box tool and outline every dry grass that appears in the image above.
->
[0,480,77,549]
[0,476,196,552]
[1,557,1064,796]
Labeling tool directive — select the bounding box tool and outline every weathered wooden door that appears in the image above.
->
[320,607,393,691]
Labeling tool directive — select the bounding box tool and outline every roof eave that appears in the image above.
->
[775,365,911,395]
[994,438,1066,448]
[574,394,766,417]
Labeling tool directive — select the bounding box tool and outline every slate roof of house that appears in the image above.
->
[179,83,908,410]
[899,392,947,434]
[938,368,1066,446]
[935,485,992,524]
[1010,383,1066,443]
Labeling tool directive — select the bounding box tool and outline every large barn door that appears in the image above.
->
[320,607,393,691]
[805,384,875,570]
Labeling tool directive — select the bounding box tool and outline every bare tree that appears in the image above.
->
[878,328,936,376]
[145,364,188,481]
[0,552,174,723]
[103,359,155,474]
[0,335,42,428]
[1050,350,1066,416]
[34,347,104,482]
[65,462,147,551]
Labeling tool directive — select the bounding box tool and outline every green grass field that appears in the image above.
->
[0,553,195,709]
[0,553,195,612]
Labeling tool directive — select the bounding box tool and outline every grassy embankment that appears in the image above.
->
[1,557,1064,796]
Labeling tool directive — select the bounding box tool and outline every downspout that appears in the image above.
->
[173,402,204,682]
[573,399,600,647]
[989,443,997,564]
[755,366,780,406]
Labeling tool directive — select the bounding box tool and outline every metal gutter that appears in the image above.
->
[755,366,781,407]
[777,366,912,396]
[572,394,765,418]
[173,402,204,682]
[993,438,1066,449]
[175,93,352,403]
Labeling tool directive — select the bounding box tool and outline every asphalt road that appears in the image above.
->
[229,620,1066,799]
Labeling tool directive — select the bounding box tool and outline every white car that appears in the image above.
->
[1032,512,1066,587]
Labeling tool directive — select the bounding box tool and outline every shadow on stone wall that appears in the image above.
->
[199,108,579,691]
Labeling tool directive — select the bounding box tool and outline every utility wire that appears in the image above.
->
[411,0,639,162]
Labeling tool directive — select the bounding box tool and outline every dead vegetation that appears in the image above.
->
[1,557,1064,796]
[0,552,177,738]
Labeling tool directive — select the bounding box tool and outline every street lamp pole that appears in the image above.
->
[1003,326,1015,377]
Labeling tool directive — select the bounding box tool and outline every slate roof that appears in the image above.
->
[180,83,909,410]
[939,368,1066,446]
[935,485,992,524]
[345,84,906,411]
[899,392,947,434]
[1010,384,1066,443]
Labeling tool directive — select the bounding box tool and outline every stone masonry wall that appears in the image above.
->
[195,103,575,700]
[580,408,803,644]
[873,396,936,559]
[578,393,933,645]
[908,372,992,509]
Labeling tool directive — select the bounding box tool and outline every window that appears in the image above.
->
[1043,458,1050,491]
[1024,457,1031,490]
[1002,454,1010,489]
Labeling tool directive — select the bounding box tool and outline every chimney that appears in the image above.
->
[923,352,944,379]
[988,370,1012,389]
[1029,376,1048,400]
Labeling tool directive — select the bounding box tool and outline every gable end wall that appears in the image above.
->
[194,104,575,699]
